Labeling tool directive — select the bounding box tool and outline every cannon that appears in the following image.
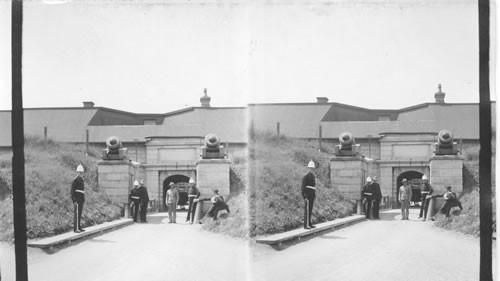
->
[334,132,360,156]
[434,129,459,155]
[201,134,226,159]
[101,136,128,160]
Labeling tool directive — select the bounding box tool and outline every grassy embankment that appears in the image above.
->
[203,132,355,238]
[248,133,354,237]
[434,145,496,236]
[201,162,249,238]
[0,136,121,242]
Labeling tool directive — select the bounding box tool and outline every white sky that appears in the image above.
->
[0,0,495,113]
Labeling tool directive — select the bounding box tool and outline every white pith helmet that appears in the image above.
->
[422,175,428,180]
[76,164,84,172]
[169,182,174,186]
[133,180,139,186]
[307,160,315,168]
[189,178,195,184]
[366,177,372,182]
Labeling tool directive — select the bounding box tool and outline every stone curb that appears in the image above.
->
[27,218,133,251]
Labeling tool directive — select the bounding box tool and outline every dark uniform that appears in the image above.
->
[71,175,85,232]
[371,181,382,219]
[419,182,433,220]
[301,172,316,229]
[186,185,200,223]
[207,193,230,220]
[129,186,141,222]
[138,183,150,223]
[361,183,374,219]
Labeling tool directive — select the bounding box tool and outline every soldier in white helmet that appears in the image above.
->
[71,164,85,233]
[129,180,141,223]
[361,177,374,219]
[301,160,317,229]
[186,178,200,224]
[419,175,433,220]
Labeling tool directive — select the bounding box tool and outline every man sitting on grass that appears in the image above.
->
[206,189,230,220]
[428,185,463,221]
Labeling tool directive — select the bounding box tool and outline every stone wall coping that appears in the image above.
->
[330,156,367,162]
[97,160,134,166]
[196,159,232,164]
[430,155,464,160]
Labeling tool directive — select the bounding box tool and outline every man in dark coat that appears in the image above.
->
[129,180,141,223]
[419,175,433,221]
[361,177,374,219]
[186,178,200,224]
[71,164,85,233]
[428,186,462,221]
[301,160,317,229]
[138,180,150,223]
[206,189,230,220]
[371,176,382,220]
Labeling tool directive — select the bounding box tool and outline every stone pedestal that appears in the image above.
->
[97,160,145,204]
[196,159,231,214]
[430,155,463,193]
[330,156,368,213]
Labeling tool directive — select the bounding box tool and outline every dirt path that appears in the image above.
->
[1,209,495,281]
[251,209,496,281]
[0,212,250,281]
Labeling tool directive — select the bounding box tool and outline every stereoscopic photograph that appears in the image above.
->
[0,0,496,280]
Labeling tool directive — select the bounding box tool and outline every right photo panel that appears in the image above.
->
[247,2,494,281]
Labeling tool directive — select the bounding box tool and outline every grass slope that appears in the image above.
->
[434,145,496,236]
[0,136,121,242]
[249,133,354,237]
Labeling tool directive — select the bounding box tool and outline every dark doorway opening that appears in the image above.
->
[396,171,424,207]
[163,175,190,210]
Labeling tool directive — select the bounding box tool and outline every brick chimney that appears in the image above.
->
[316,97,329,104]
[83,101,95,108]
[200,88,211,107]
[434,84,445,104]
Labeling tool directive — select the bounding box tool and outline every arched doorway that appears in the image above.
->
[396,171,424,207]
[163,175,190,210]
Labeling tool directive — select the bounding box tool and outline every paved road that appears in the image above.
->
[251,208,496,281]
[0,212,250,281]
[1,209,495,281]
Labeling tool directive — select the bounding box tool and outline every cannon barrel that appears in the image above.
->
[339,132,355,148]
[204,134,220,150]
[437,130,453,146]
[201,133,225,159]
[334,132,360,156]
[106,136,122,153]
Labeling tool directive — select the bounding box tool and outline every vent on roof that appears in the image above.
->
[200,88,211,107]
[83,101,95,108]
[316,97,329,104]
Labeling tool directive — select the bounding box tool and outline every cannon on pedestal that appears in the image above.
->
[334,132,360,156]
[433,129,459,155]
[102,136,128,160]
[201,134,226,159]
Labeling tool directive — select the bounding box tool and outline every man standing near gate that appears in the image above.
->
[301,160,316,229]
[371,176,382,220]
[418,175,433,221]
[71,164,85,233]
[138,180,150,223]
[361,177,374,219]
[399,178,412,220]
[129,180,141,223]
[186,178,200,224]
